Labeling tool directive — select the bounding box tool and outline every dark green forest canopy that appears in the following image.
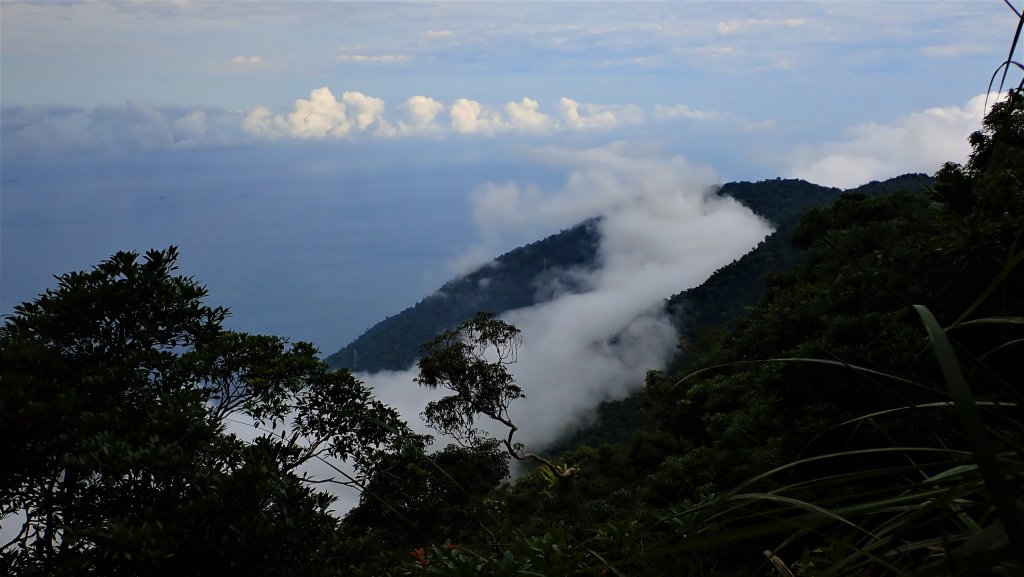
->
[0,248,414,576]
[666,173,934,362]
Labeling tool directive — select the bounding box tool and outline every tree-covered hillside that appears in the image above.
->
[325,219,600,372]
[667,174,934,366]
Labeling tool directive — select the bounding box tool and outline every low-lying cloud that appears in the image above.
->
[358,142,772,462]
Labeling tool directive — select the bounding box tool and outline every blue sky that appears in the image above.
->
[1,1,1016,354]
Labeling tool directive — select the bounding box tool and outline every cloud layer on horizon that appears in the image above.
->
[0,88,755,154]
[2,91,1002,195]
[243,88,649,139]
[0,102,249,154]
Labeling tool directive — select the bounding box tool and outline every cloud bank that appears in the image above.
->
[358,143,772,462]
[243,88,651,140]
[243,88,392,139]
[787,93,997,188]
[1,102,247,154]
[4,89,744,154]
[5,88,995,197]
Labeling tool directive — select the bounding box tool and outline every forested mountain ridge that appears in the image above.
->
[667,173,934,366]
[550,174,933,451]
[718,177,841,225]
[325,219,600,372]
[326,175,931,374]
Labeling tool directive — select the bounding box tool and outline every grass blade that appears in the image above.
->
[913,305,1024,563]
[952,248,1024,326]
[730,492,879,540]
[991,4,1024,105]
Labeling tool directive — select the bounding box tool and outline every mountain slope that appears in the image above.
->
[547,173,935,455]
[668,173,935,364]
[325,219,600,372]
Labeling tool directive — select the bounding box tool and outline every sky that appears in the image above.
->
[1,0,1018,507]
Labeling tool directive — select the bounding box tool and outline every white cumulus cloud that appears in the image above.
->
[450,98,503,135]
[242,87,392,139]
[287,87,351,138]
[503,97,553,134]
[241,88,655,141]
[449,97,553,136]
[558,97,642,130]
[787,93,996,188]
[343,91,390,132]
[399,95,445,135]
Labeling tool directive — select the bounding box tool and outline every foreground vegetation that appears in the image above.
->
[4,87,1024,577]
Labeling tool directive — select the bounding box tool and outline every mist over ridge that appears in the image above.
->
[351,144,773,450]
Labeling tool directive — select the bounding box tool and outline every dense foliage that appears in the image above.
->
[667,174,933,370]
[0,248,412,576]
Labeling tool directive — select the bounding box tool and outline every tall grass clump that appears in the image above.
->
[696,307,1023,576]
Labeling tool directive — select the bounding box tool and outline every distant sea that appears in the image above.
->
[0,142,565,354]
